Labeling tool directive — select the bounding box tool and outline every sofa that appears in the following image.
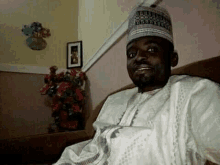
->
[0,55,220,164]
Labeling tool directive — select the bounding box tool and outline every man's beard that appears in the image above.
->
[132,74,155,88]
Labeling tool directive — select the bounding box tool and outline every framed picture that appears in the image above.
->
[67,41,83,68]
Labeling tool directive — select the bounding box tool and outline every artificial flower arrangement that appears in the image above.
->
[40,66,87,132]
[22,22,51,50]
[22,22,51,38]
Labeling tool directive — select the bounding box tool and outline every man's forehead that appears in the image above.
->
[126,36,167,48]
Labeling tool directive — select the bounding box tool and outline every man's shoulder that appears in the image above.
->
[170,75,219,89]
[107,75,218,100]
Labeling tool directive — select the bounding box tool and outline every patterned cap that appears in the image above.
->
[127,0,173,45]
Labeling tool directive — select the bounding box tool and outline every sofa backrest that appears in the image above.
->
[171,55,220,83]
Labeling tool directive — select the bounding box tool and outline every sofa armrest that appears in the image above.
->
[0,130,91,164]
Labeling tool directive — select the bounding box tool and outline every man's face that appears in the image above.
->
[126,36,173,92]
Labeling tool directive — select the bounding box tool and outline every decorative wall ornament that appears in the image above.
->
[67,41,83,68]
[22,22,51,50]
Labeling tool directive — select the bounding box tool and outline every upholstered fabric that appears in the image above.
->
[171,56,220,84]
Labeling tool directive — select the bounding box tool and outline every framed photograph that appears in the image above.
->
[67,41,83,68]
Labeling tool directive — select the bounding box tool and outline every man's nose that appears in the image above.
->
[136,50,149,63]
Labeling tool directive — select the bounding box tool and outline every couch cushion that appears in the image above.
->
[171,56,220,84]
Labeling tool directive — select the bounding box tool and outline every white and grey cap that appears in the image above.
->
[127,0,173,45]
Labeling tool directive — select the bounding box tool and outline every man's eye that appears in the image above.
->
[127,52,136,58]
[147,47,158,53]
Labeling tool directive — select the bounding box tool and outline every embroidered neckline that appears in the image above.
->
[143,88,162,95]
[130,78,171,127]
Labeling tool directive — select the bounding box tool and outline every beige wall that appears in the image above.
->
[78,0,137,65]
[85,35,132,113]
[79,0,220,68]
[164,0,220,67]
[0,0,78,68]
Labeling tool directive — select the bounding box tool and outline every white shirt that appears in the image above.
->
[54,75,220,165]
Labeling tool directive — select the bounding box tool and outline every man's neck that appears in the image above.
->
[137,79,170,93]
[138,85,163,93]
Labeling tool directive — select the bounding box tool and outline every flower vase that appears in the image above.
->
[26,35,47,50]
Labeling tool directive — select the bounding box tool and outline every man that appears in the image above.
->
[54,0,220,164]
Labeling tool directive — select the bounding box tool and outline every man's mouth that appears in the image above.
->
[137,67,152,71]
[136,65,153,71]
[133,65,154,75]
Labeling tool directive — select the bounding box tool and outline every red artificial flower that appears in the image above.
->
[64,97,73,103]
[45,74,50,78]
[59,110,68,121]
[79,72,85,78]
[49,74,53,79]
[75,88,84,101]
[57,72,65,81]
[57,82,71,97]
[57,72,64,77]
[44,74,50,83]
[52,95,60,104]
[40,84,50,95]
[72,104,81,112]
[70,69,77,77]
[50,66,58,73]
[52,95,61,111]
[52,103,61,111]
[60,121,78,129]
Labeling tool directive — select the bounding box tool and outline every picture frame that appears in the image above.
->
[67,41,83,69]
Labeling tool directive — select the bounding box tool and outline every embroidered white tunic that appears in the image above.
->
[54,75,220,165]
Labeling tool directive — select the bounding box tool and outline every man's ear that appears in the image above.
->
[170,50,178,67]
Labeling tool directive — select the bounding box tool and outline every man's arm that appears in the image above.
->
[190,79,220,164]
